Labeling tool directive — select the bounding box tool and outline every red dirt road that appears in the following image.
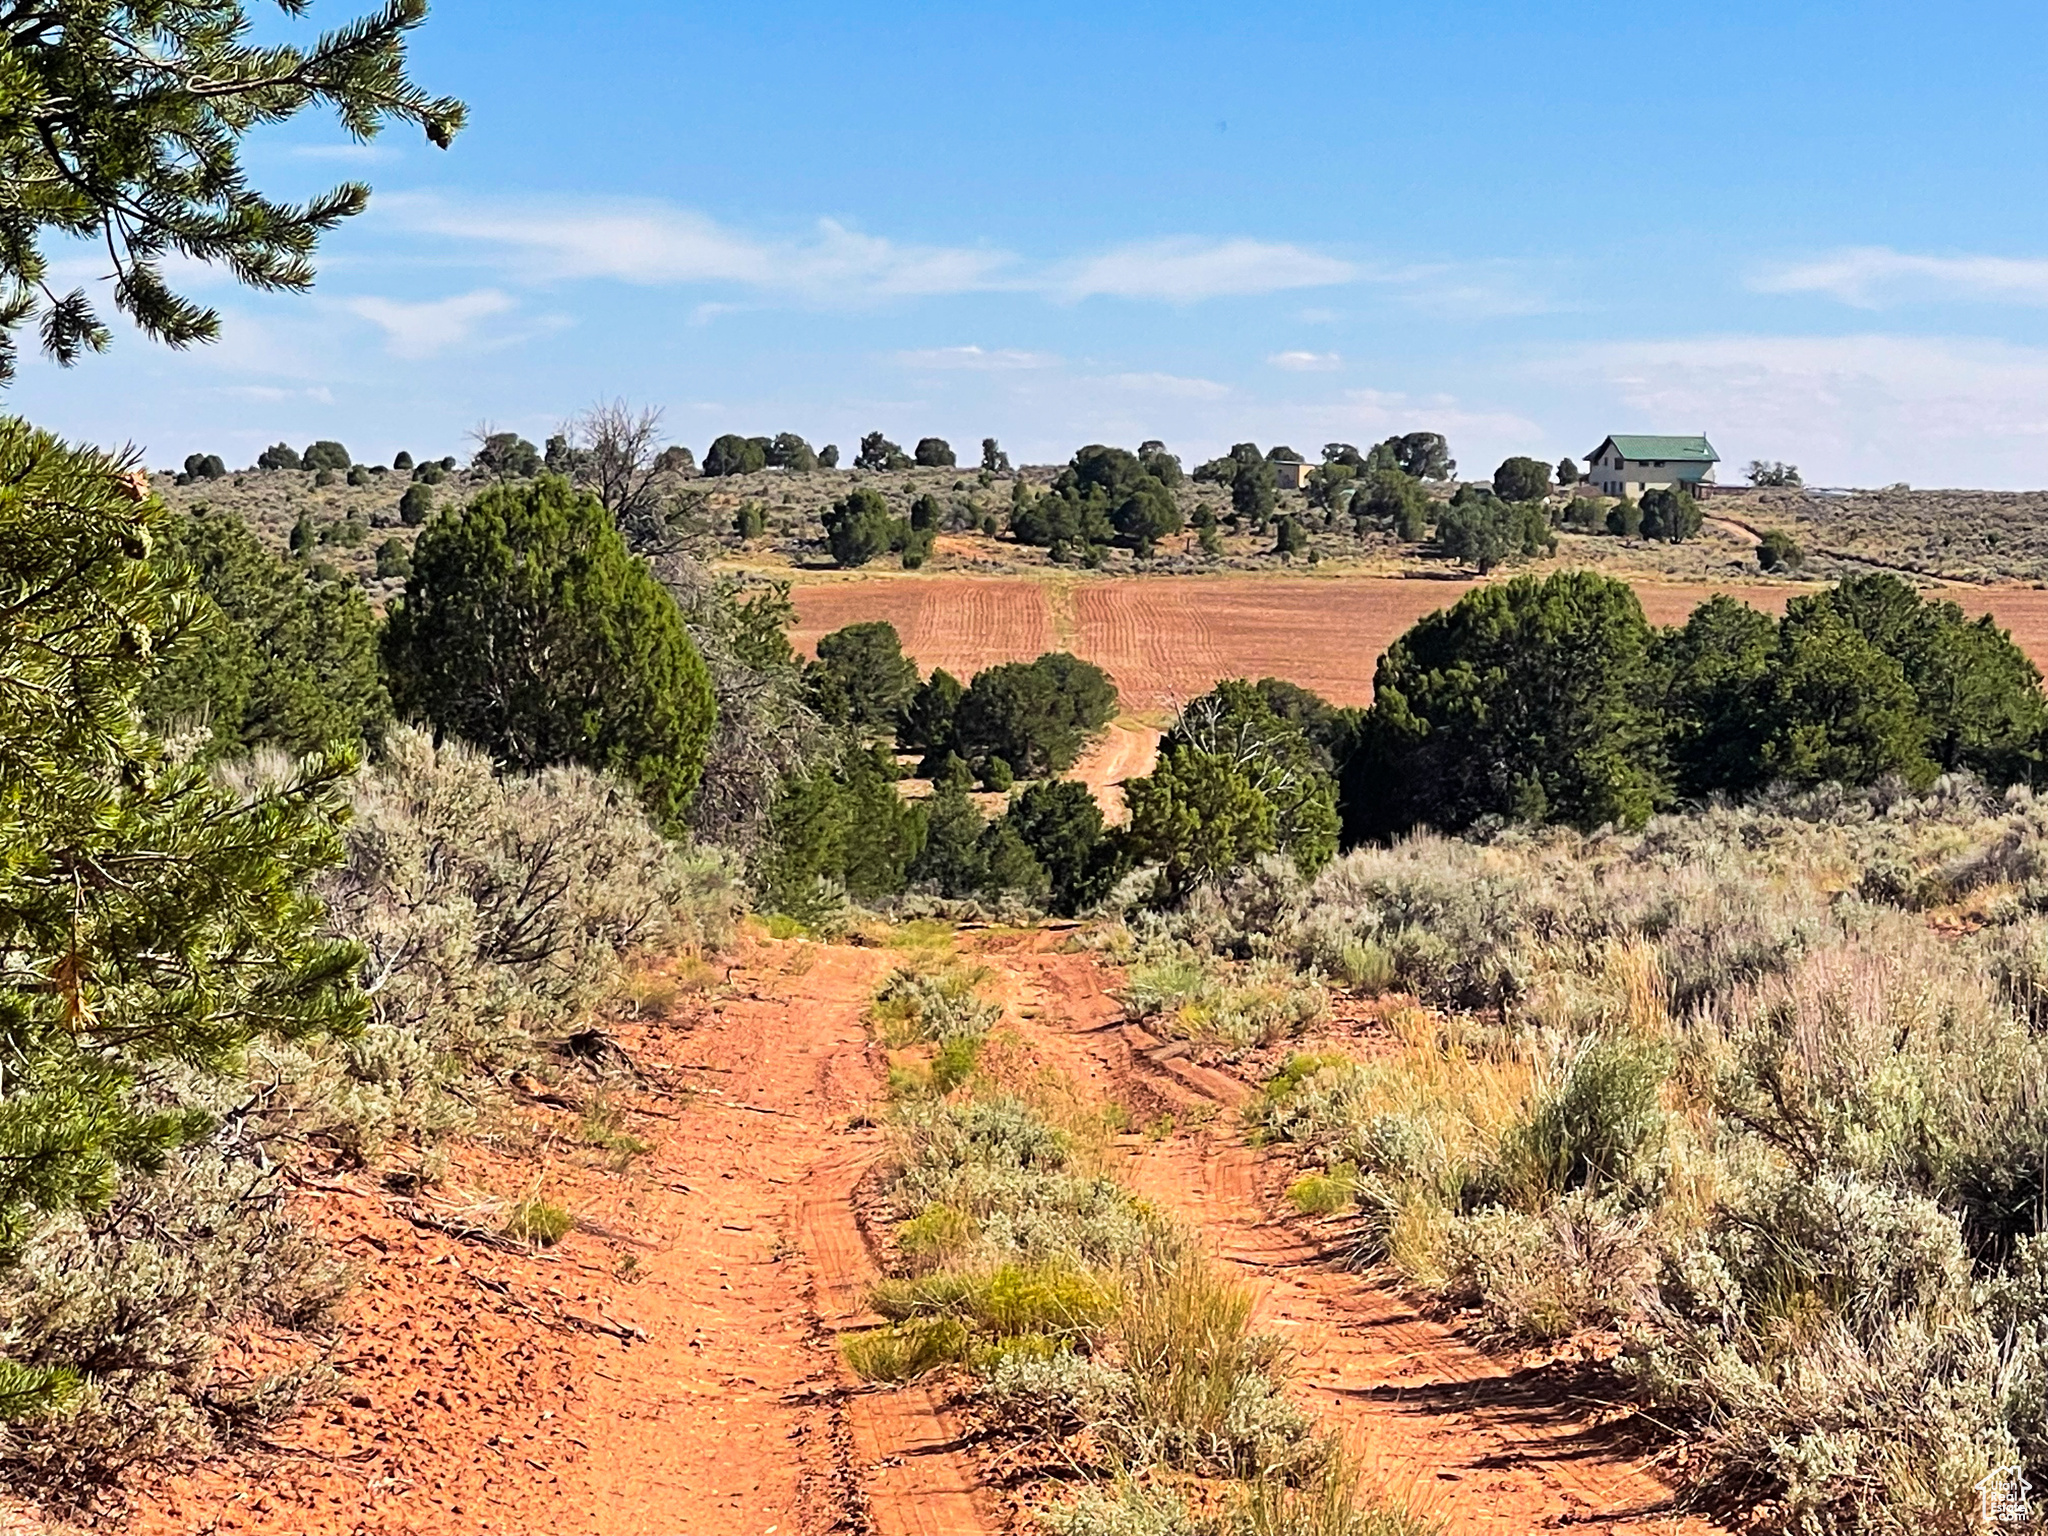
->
[108,936,1722,1536]
[117,941,995,1536]
[792,572,2048,712]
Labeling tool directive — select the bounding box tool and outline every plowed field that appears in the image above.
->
[789,578,1054,683]
[792,573,2048,712]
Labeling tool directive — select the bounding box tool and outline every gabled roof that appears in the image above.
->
[1587,434,1719,463]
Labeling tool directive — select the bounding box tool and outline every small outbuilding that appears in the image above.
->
[1583,434,1718,498]
[1272,459,1313,491]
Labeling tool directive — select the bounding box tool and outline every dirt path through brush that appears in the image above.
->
[972,937,1717,1536]
[117,939,997,1536]
[113,933,1712,1536]
[1067,722,1161,825]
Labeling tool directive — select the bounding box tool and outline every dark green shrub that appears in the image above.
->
[382,476,715,835]
[399,482,432,526]
[1640,485,1701,542]
[900,668,964,753]
[766,433,816,472]
[1605,498,1643,536]
[914,437,955,468]
[373,536,411,580]
[704,433,766,477]
[947,654,1117,776]
[1756,528,1804,571]
[807,620,918,731]
[856,431,912,471]
[757,747,925,912]
[910,783,988,897]
[301,440,350,471]
[1492,455,1551,502]
[1351,571,1667,839]
[1002,780,1111,915]
[824,486,896,567]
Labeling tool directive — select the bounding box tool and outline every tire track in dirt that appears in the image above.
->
[972,939,1718,1536]
[116,940,997,1536]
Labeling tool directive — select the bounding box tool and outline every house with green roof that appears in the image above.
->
[1583,434,1719,498]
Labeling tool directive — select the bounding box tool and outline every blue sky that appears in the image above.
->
[14,0,2048,486]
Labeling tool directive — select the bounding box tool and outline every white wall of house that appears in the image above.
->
[1585,454,1716,498]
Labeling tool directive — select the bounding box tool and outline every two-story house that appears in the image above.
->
[1583,434,1719,498]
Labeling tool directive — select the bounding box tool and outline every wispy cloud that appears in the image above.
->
[383,196,1015,300]
[289,143,396,164]
[1755,247,2048,308]
[1365,261,1560,319]
[894,345,1061,370]
[376,194,1535,317]
[343,288,517,358]
[1268,350,1341,372]
[213,384,336,404]
[1101,371,1231,400]
[1054,238,1355,302]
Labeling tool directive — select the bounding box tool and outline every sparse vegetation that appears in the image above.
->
[1165,777,2048,1531]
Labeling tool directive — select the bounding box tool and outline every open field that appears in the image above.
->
[792,570,2048,712]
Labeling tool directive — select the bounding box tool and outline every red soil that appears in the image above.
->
[791,572,2048,713]
[789,578,1054,683]
[112,940,996,1536]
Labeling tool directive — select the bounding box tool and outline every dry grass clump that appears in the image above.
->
[1039,1453,1442,1536]
[1120,947,1328,1052]
[1201,778,2048,1530]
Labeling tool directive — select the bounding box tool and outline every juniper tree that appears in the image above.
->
[382,477,717,836]
[139,507,389,760]
[0,0,463,382]
[0,423,366,1413]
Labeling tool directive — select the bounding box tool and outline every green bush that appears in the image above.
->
[703,432,765,477]
[757,746,925,913]
[504,1197,572,1246]
[1485,1037,1667,1207]
[1348,571,1670,840]
[1757,528,1804,571]
[382,475,716,835]
[141,507,389,760]
[941,653,1118,777]
[806,620,918,731]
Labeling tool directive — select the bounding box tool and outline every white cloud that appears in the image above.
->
[1561,333,2048,488]
[385,197,1373,309]
[383,196,1015,300]
[1100,372,1232,400]
[288,143,395,163]
[894,345,1062,371]
[1756,247,2048,308]
[1371,262,1559,319]
[213,384,336,405]
[343,288,516,359]
[1054,238,1355,302]
[1268,350,1341,372]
